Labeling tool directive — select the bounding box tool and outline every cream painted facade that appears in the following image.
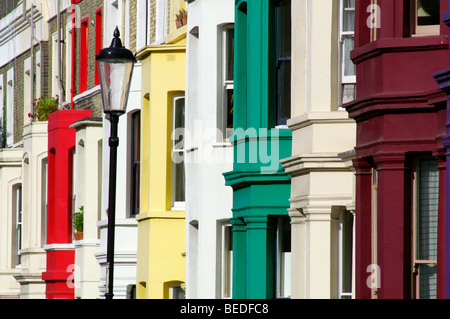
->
[14,122,48,299]
[135,0,187,299]
[71,118,102,299]
[280,0,356,299]
[184,0,234,299]
[0,148,22,298]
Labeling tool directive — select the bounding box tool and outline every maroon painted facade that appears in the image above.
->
[42,110,91,299]
[347,0,448,299]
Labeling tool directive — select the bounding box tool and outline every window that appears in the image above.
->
[6,68,14,146]
[80,18,89,93]
[130,111,140,217]
[41,158,48,246]
[339,0,356,106]
[274,0,291,126]
[412,158,439,299]
[65,22,73,103]
[0,74,3,148]
[275,216,291,298]
[219,26,235,141]
[411,0,440,36]
[52,32,59,98]
[338,209,354,299]
[24,58,31,123]
[222,224,233,298]
[171,95,185,209]
[12,184,22,267]
[95,7,103,86]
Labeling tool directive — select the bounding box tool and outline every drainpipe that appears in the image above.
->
[57,0,63,109]
[71,0,76,109]
[23,1,35,118]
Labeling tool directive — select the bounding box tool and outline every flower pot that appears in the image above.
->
[176,18,183,29]
[74,231,83,241]
[182,16,187,26]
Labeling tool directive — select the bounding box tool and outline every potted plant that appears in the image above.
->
[72,206,84,240]
[28,96,59,121]
[176,8,187,28]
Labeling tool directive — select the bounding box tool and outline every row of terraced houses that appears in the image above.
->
[0,0,449,300]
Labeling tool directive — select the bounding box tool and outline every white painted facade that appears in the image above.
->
[71,118,102,299]
[0,0,49,299]
[0,148,22,298]
[96,0,140,299]
[15,122,48,299]
[184,0,235,299]
[280,0,356,299]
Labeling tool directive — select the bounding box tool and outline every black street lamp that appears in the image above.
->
[96,26,136,300]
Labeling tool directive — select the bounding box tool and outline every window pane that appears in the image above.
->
[175,153,185,202]
[419,264,437,299]
[343,0,355,32]
[343,36,355,77]
[417,0,440,26]
[226,28,234,82]
[277,60,291,125]
[174,98,185,149]
[418,159,439,261]
[277,0,291,59]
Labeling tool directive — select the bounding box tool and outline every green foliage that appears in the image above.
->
[29,96,59,121]
[72,206,84,232]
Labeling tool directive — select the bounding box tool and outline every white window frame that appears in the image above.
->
[24,58,31,124]
[171,94,185,210]
[338,208,354,299]
[0,74,3,145]
[338,0,356,107]
[65,21,73,104]
[221,223,233,299]
[219,25,234,142]
[12,184,23,268]
[275,216,291,299]
[52,31,59,98]
[6,67,14,146]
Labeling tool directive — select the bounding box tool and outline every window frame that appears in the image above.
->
[171,94,186,210]
[275,216,291,299]
[12,183,23,268]
[221,223,233,299]
[411,157,439,299]
[219,24,235,142]
[338,0,356,107]
[130,110,141,218]
[410,0,441,37]
[79,17,89,94]
[274,0,292,127]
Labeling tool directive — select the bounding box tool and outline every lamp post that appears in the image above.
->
[96,26,136,299]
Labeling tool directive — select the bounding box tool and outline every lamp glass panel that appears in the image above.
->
[98,59,134,113]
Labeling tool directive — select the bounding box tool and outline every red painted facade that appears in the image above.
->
[42,110,91,299]
[347,0,448,299]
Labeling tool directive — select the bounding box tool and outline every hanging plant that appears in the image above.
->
[29,96,59,121]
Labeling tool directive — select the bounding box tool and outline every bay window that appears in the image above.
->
[274,0,291,127]
[412,158,439,299]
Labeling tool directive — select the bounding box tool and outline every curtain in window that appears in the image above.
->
[417,159,439,299]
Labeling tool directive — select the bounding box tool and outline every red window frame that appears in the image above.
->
[80,17,89,93]
[95,7,103,86]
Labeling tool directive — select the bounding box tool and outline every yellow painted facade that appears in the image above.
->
[135,21,187,299]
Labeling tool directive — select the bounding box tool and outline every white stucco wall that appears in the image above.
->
[185,0,234,299]
[281,0,356,299]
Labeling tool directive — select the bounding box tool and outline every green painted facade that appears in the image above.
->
[223,0,292,299]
